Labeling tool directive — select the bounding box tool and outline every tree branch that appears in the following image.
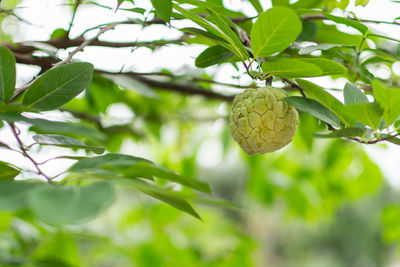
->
[3,36,187,55]
[11,23,118,100]
[8,122,53,183]
[302,14,400,26]
[95,70,236,101]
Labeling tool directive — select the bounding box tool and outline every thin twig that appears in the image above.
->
[8,122,53,183]
[67,0,81,35]
[54,23,116,67]
[282,78,307,98]
[11,23,117,101]
[302,14,400,26]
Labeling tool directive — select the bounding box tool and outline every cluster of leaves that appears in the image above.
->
[0,45,220,223]
[161,0,400,145]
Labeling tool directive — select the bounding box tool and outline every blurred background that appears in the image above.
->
[1,0,400,266]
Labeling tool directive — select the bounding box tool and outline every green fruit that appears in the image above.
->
[229,86,299,155]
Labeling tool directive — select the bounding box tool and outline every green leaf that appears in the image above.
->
[285,96,341,127]
[116,0,124,11]
[250,7,302,57]
[114,162,211,193]
[343,82,369,104]
[69,153,151,172]
[313,127,366,138]
[181,27,227,43]
[295,79,351,126]
[372,79,400,125]
[50,28,68,39]
[261,58,346,78]
[0,161,19,180]
[271,0,289,6]
[324,13,368,35]
[29,181,115,226]
[342,103,382,129]
[0,113,105,140]
[379,134,400,145]
[248,0,263,13]
[150,0,172,22]
[33,134,105,154]
[315,23,363,45]
[262,59,322,78]
[368,33,400,43]
[117,179,201,220]
[23,62,94,111]
[31,120,105,142]
[69,153,210,193]
[300,58,348,76]
[206,8,249,60]
[0,0,18,10]
[355,0,369,6]
[0,46,16,103]
[195,45,234,68]
[174,5,223,39]
[0,180,42,211]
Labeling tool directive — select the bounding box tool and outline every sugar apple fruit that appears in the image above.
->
[229,87,299,155]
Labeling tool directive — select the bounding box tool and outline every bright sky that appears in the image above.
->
[1,0,400,186]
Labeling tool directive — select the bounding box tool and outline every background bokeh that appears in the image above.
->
[1,0,400,266]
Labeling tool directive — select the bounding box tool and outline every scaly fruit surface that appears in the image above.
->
[229,87,299,155]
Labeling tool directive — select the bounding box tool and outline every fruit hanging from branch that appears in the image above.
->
[229,87,299,155]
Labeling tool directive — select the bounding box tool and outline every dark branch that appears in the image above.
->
[3,36,187,55]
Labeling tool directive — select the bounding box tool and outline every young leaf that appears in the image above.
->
[285,96,342,127]
[33,134,105,154]
[23,62,94,111]
[195,45,234,68]
[28,181,115,226]
[174,5,223,39]
[355,0,370,7]
[343,82,369,104]
[0,46,16,103]
[181,27,227,43]
[342,103,382,129]
[0,161,20,180]
[150,0,172,22]
[262,59,322,78]
[116,0,124,11]
[206,8,249,60]
[250,7,302,57]
[372,79,400,125]
[181,27,238,53]
[300,58,348,76]
[248,0,263,13]
[295,79,351,126]
[324,13,368,35]
[313,127,366,138]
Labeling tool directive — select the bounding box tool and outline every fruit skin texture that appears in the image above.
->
[229,87,299,155]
